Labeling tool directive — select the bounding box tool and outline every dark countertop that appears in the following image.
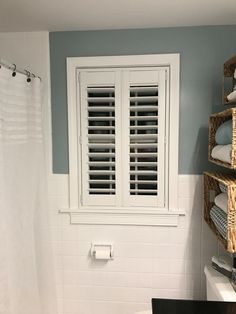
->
[152,298,236,314]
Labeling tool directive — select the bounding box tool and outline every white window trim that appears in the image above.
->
[62,54,182,226]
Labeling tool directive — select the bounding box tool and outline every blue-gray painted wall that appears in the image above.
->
[49,26,236,174]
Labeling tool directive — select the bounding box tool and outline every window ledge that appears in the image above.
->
[59,209,185,226]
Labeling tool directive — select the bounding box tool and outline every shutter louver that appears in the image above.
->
[129,85,158,196]
[87,86,116,195]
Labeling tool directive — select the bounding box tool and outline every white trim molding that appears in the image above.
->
[60,210,181,226]
[65,54,181,225]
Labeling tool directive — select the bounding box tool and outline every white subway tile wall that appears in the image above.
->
[48,174,218,314]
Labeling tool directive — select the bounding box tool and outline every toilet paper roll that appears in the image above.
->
[95,248,111,260]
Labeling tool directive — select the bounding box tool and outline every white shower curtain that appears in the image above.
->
[0,66,57,314]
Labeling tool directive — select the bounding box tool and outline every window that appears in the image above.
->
[66,54,180,225]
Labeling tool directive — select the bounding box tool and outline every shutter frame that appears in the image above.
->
[78,67,167,209]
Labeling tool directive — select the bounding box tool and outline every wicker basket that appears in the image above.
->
[204,172,236,253]
[223,54,236,105]
[208,108,236,169]
[224,54,236,77]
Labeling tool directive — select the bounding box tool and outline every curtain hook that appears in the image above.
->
[12,64,16,77]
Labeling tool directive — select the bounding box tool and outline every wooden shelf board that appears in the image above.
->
[223,100,236,106]
[208,158,234,170]
[204,171,236,185]
[210,107,236,118]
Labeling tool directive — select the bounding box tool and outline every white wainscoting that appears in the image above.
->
[48,174,218,314]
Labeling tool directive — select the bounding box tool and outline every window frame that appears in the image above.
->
[65,54,181,226]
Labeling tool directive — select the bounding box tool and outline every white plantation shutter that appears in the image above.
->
[79,71,122,207]
[122,69,166,207]
[78,67,166,209]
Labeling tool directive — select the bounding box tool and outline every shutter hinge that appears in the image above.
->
[79,136,82,145]
[164,136,167,145]
[77,72,80,82]
[80,194,83,204]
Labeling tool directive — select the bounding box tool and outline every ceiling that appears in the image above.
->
[0,0,236,32]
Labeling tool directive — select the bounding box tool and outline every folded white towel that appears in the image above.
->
[227,89,236,102]
[215,192,228,214]
[211,144,231,164]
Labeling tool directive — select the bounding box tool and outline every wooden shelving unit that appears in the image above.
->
[205,55,236,267]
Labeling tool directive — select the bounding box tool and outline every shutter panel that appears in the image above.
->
[79,71,121,206]
[122,69,166,207]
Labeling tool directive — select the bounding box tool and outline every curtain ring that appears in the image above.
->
[12,64,16,77]
[25,70,31,83]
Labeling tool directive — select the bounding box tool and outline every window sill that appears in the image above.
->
[59,208,185,226]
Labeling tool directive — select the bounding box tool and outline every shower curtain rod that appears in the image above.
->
[0,58,41,80]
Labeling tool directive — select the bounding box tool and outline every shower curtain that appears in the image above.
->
[0,66,57,314]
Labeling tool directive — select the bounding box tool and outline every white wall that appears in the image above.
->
[48,174,218,314]
[0,32,49,76]
[0,32,219,314]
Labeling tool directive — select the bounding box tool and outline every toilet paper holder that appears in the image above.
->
[90,242,114,260]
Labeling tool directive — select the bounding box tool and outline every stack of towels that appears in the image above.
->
[227,90,236,102]
[226,69,236,102]
[210,183,228,239]
[211,119,232,164]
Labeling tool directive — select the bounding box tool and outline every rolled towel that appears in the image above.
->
[210,205,227,239]
[215,120,232,145]
[215,192,227,214]
[211,144,231,164]
[219,183,227,194]
[227,90,236,102]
